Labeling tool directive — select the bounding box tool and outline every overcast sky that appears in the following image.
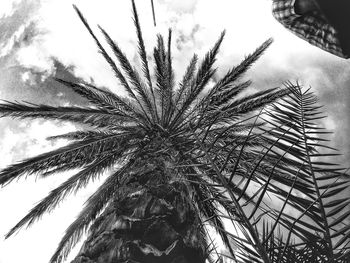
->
[0,0,349,262]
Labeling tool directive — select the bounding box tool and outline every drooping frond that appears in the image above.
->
[49,162,132,263]
[189,127,273,263]
[0,132,133,186]
[5,153,119,238]
[183,165,237,259]
[198,188,237,258]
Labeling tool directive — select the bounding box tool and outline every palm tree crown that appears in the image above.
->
[0,1,349,262]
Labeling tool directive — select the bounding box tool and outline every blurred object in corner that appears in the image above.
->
[272,0,350,58]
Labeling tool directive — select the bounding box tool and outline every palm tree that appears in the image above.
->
[0,1,349,262]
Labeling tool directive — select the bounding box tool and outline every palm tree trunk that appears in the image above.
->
[71,179,207,263]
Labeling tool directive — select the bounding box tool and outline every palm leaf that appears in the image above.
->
[54,78,146,123]
[49,164,129,263]
[173,54,198,108]
[6,153,119,238]
[0,132,132,186]
[73,6,137,101]
[131,0,157,120]
[0,101,128,128]
[169,31,225,129]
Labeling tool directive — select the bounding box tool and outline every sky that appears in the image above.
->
[0,0,349,262]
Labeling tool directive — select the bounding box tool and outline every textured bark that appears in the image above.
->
[71,177,207,263]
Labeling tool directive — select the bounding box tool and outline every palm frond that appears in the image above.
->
[237,83,350,261]
[205,38,273,102]
[208,80,252,109]
[150,0,156,26]
[211,88,290,123]
[5,153,119,238]
[54,78,145,122]
[0,132,132,186]
[170,31,225,129]
[152,31,175,126]
[153,34,168,124]
[98,26,156,123]
[173,53,198,108]
[189,82,350,261]
[73,4,155,129]
[164,29,175,125]
[0,101,128,128]
[191,127,272,262]
[131,0,157,118]
[189,171,237,259]
[73,6,137,100]
[47,131,111,141]
[49,164,130,263]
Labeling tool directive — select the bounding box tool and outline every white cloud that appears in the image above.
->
[160,0,197,13]
[0,23,25,57]
[0,0,22,17]
[16,44,54,74]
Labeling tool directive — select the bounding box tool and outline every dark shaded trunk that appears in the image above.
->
[71,174,207,263]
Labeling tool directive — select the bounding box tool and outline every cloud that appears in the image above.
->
[159,0,198,14]
[0,0,41,57]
